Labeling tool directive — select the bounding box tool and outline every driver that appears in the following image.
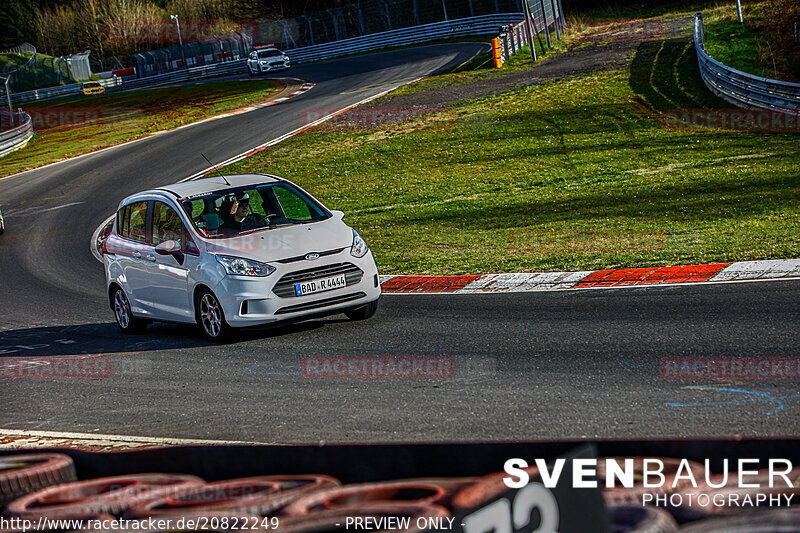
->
[220,193,251,231]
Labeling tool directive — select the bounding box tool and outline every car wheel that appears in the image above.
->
[196,289,232,342]
[112,287,145,334]
[345,300,378,321]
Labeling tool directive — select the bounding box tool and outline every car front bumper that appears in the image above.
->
[213,250,380,327]
[254,63,290,72]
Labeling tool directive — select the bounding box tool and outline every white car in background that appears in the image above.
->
[103,174,380,342]
[247,45,291,75]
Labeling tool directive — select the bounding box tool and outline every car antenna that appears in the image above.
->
[201,153,231,186]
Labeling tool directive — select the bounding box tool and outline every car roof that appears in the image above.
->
[126,174,282,203]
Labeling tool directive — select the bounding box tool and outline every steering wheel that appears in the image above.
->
[241,213,277,228]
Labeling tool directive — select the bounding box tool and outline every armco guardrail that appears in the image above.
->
[694,13,800,116]
[7,13,522,105]
[285,13,524,63]
[8,76,121,105]
[0,111,34,158]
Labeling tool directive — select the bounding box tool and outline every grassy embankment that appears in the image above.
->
[223,9,799,274]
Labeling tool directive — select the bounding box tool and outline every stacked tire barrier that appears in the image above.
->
[1,453,799,532]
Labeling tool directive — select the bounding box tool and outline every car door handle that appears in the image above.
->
[145,254,156,262]
[131,251,142,259]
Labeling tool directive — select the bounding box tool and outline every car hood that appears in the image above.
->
[201,218,353,262]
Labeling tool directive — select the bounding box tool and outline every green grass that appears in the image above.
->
[0,80,283,178]
[224,25,799,275]
[701,1,782,79]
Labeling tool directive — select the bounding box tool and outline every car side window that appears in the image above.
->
[120,201,148,243]
[152,201,183,247]
[117,205,130,237]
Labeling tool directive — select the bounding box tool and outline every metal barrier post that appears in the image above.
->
[523,0,537,62]
[538,0,552,48]
[550,0,560,40]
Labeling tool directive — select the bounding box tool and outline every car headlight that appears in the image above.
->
[216,255,275,277]
[350,229,369,258]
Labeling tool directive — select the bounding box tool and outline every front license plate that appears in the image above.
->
[294,274,347,296]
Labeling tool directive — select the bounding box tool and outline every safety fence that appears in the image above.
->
[694,13,800,116]
[0,43,95,93]
[128,0,564,77]
[132,34,253,78]
[0,110,34,158]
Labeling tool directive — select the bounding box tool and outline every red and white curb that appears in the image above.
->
[378,259,800,293]
[0,429,263,452]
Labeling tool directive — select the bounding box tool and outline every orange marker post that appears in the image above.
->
[491,38,503,68]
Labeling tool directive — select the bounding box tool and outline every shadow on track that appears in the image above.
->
[0,317,352,358]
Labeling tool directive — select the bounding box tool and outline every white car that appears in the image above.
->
[247,46,290,75]
[103,174,380,342]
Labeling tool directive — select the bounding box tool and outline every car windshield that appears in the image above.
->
[84,82,100,87]
[180,182,328,238]
[257,50,282,58]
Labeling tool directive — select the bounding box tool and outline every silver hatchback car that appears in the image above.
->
[103,174,381,342]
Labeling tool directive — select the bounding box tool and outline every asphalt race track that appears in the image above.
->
[1,43,799,443]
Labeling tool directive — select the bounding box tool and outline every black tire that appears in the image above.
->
[196,288,232,343]
[0,453,77,507]
[111,286,146,334]
[345,299,378,321]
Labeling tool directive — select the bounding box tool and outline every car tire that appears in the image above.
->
[112,286,146,334]
[344,300,378,321]
[196,288,232,343]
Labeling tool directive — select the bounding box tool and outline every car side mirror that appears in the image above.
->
[155,240,184,264]
[331,210,344,221]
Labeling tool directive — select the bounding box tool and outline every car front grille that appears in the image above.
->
[272,262,364,298]
[275,292,366,315]
[276,248,345,264]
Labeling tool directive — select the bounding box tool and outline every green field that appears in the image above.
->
[0,80,283,178]
[701,0,796,81]
[224,16,799,275]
